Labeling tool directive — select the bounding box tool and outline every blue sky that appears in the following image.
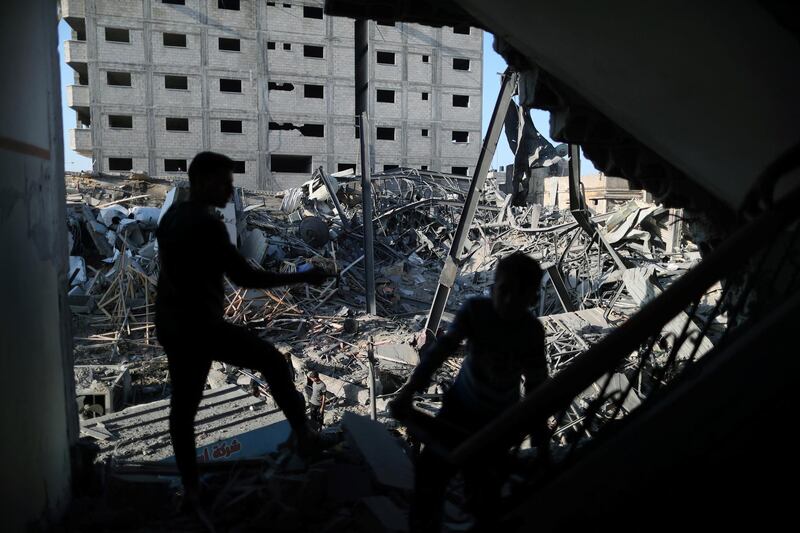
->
[481,33,598,175]
[59,20,93,171]
[59,21,596,174]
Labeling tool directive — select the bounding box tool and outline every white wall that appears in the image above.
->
[0,1,76,530]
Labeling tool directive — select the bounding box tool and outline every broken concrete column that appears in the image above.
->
[318,373,371,405]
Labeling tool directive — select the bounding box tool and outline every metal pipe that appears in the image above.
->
[359,112,377,315]
[568,144,627,269]
[367,336,377,421]
[423,68,518,340]
[316,166,350,230]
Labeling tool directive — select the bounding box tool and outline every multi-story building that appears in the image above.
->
[61,0,483,190]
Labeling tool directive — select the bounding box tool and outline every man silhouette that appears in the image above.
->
[391,252,548,531]
[156,151,328,507]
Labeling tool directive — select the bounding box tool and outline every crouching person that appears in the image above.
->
[390,253,548,532]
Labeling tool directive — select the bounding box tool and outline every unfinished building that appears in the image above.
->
[61,0,483,190]
[6,0,800,530]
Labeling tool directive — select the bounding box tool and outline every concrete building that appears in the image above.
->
[61,0,483,191]
[543,173,650,214]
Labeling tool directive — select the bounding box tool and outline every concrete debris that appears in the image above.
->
[318,373,371,405]
[342,412,414,491]
[64,165,721,529]
[81,384,290,463]
[74,364,131,419]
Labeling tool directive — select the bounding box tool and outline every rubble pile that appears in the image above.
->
[66,173,169,379]
[62,166,728,531]
[69,413,416,533]
[66,167,714,464]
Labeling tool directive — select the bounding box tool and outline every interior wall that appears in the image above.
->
[0,1,77,530]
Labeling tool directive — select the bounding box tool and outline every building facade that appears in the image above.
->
[543,174,651,214]
[61,0,483,190]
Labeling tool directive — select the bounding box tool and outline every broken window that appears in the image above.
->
[269,122,324,137]
[300,124,324,137]
[267,41,275,50]
[220,78,242,93]
[376,51,395,65]
[108,115,133,129]
[108,158,133,171]
[78,68,89,86]
[220,120,243,133]
[384,164,399,171]
[421,165,428,170]
[163,33,186,47]
[452,131,469,143]
[354,125,360,139]
[451,166,468,175]
[338,163,356,172]
[303,6,323,19]
[106,71,131,86]
[162,0,185,4]
[304,45,324,58]
[75,27,86,41]
[421,92,429,101]
[219,37,240,51]
[452,94,469,107]
[377,20,395,27]
[283,3,291,7]
[376,89,395,103]
[164,159,187,172]
[421,128,429,137]
[267,1,275,5]
[165,117,189,131]
[304,84,324,98]
[453,25,470,35]
[376,127,395,141]
[218,0,240,10]
[77,108,91,127]
[269,82,294,91]
[283,43,291,51]
[165,75,188,90]
[105,27,130,43]
[453,58,470,71]
[271,154,311,173]
[422,54,429,63]
[233,161,246,173]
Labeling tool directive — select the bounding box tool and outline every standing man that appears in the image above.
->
[156,152,328,508]
[306,370,327,431]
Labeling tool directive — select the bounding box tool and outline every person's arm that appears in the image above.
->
[392,302,471,409]
[522,321,550,447]
[522,321,549,396]
[215,222,327,288]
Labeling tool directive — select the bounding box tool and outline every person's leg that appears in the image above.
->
[411,443,455,533]
[463,463,503,532]
[166,348,212,498]
[210,322,307,432]
[308,403,323,430]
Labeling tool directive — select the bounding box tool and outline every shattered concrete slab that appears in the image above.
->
[81,384,290,462]
[342,412,414,492]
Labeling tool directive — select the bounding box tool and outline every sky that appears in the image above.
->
[59,20,93,171]
[481,32,598,175]
[58,21,596,174]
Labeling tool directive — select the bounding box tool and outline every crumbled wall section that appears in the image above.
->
[0,0,76,530]
[62,0,483,190]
